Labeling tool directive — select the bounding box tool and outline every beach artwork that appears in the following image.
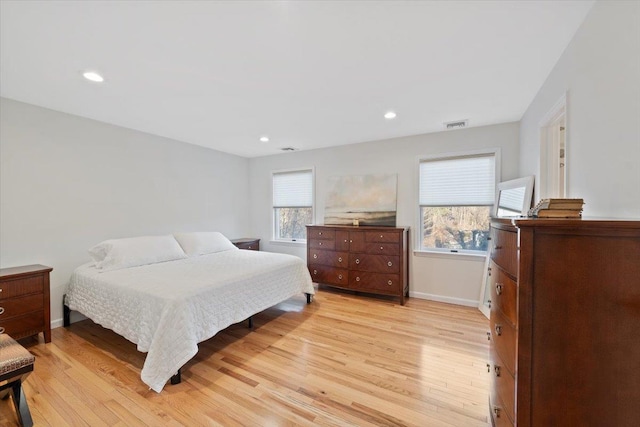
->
[324,174,397,226]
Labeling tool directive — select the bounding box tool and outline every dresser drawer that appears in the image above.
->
[308,228,335,240]
[490,391,515,427]
[364,231,401,243]
[490,309,516,377]
[0,275,44,299]
[0,293,44,318]
[308,265,349,287]
[0,312,45,338]
[490,228,518,276]
[364,242,399,255]
[350,272,401,293]
[490,345,516,425]
[350,254,400,273]
[308,239,336,250]
[490,261,517,326]
[308,250,349,268]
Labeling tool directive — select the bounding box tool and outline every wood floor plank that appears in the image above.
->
[9,288,490,426]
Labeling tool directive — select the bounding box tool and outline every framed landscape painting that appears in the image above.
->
[324,174,397,226]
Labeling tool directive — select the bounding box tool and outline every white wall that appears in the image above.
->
[520,0,640,217]
[0,98,250,326]
[249,123,520,306]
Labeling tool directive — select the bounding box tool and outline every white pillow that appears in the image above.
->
[89,235,187,272]
[173,232,237,256]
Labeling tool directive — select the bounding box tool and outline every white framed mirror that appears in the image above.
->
[478,176,535,318]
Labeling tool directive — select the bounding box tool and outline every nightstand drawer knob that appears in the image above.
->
[319,242,323,246]
[0,307,4,315]
[248,246,252,249]
[313,270,317,275]
[387,280,393,286]
[494,365,501,377]
[380,246,384,250]
[319,232,323,236]
[356,277,360,282]
[338,274,343,280]
[355,259,360,264]
[338,257,343,262]
[495,284,503,295]
[495,325,502,336]
[493,406,501,418]
[0,327,4,334]
[387,261,393,267]
[313,254,318,259]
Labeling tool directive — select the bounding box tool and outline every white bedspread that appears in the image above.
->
[65,249,314,392]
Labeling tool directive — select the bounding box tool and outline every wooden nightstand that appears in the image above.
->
[231,238,260,251]
[0,264,53,343]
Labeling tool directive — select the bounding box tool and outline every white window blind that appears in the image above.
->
[273,170,313,208]
[419,154,495,206]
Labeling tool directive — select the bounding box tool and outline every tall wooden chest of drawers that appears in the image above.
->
[0,264,53,343]
[306,225,409,305]
[488,218,640,427]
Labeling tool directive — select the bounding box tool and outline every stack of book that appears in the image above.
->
[528,198,584,218]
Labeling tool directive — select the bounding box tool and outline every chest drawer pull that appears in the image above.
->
[319,242,323,246]
[494,365,501,377]
[495,284,503,295]
[313,254,318,259]
[0,307,4,315]
[313,270,317,275]
[338,257,343,262]
[380,234,383,238]
[387,280,393,286]
[387,261,393,267]
[338,274,343,280]
[493,407,501,418]
[318,232,323,236]
[0,327,4,334]
[355,259,360,264]
[356,277,360,282]
[344,239,348,243]
[495,325,502,336]
[380,246,384,250]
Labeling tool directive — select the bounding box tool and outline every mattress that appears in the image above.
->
[65,249,314,392]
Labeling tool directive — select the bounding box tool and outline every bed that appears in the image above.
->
[63,233,314,392]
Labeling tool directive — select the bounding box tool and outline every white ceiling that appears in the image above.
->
[0,1,594,158]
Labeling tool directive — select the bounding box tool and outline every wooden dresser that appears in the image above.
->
[488,218,640,427]
[231,238,260,251]
[0,264,53,343]
[306,225,409,305]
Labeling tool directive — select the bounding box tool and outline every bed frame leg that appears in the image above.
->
[306,293,313,304]
[63,297,71,327]
[247,316,253,329]
[170,369,181,385]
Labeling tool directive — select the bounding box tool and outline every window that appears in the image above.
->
[419,152,496,253]
[272,169,313,241]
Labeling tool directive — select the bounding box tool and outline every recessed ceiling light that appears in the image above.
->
[259,136,270,143]
[384,111,397,120]
[82,71,104,83]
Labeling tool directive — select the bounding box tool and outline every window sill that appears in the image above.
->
[269,240,307,247]
[413,249,487,262]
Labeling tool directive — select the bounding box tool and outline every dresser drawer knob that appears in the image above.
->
[494,325,502,336]
[487,299,492,308]
[344,239,348,243]
[338,257,343,262]
[355,259,360,264]
[0,327,4,334]
[486,363,491,373]
[380,246,384,250]
[338,274,343,280]
[387,280,393,286]
[493,406,501,418]
[380,234,383,238]
[313,270,317,275]
[356,277,360,282]
[313,254,318,259]
[319,232,323,236]
[319,242,323,246]
[494,365,501,377]
[0,307,4,315]
[486,331,491,341]
[387,261,393,267]
[495,284,503,295]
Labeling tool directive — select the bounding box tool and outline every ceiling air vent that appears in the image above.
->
[444,119,468,130]
[280,147,297,152]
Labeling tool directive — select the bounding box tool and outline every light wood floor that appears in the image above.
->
[2,288,490,426]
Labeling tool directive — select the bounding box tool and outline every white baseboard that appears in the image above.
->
[409,291,479,307]
[51,311,87,329]
[51,318,64,329]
